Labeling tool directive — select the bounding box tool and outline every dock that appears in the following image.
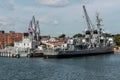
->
[0,47,43,58]
[0,51,12,57]
[0,47,27,58]
[0,48,15,57]
[113,46,120,53]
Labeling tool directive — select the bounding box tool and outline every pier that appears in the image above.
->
[113,46,120,53]
[0,49,14,57]
[0,46,43,58]
[0,47,27,58]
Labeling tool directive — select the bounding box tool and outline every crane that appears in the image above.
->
[83,5,94,33]
[28,16,40,41]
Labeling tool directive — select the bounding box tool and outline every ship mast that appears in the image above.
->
[96,12,102,35]
[96,12,103,46]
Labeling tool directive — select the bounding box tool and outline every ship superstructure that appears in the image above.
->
[83,5,113,49]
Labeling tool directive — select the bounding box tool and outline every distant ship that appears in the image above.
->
[41,5,115,58]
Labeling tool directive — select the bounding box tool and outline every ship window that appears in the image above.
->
[100,39,104,43]
[86,31,90,34]
[93,30,98,34]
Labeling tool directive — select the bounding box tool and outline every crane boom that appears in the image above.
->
[83,5,94,31]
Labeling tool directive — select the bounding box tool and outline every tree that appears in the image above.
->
[114,34,120,46]
[103,33,112,37]
[73,33,84,38]
[59,34,66,39]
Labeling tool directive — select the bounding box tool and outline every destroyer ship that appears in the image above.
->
[42,5,114,58]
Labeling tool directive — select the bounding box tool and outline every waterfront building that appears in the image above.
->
[14,38,39,51]
[0,30,28,48]
[41,37,66,49]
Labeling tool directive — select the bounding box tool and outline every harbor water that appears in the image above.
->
[0,53,120,80]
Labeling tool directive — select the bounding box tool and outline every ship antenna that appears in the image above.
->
[96,12,103,28]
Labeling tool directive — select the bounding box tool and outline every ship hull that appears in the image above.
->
[43,47,114,58]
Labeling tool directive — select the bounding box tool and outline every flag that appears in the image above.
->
[28,27,34,32]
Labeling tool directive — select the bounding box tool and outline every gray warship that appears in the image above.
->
[42,5,114,58]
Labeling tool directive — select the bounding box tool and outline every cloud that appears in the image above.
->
[74,0,92,4]
[0,0,15,11]
[37,0,69,7]
[53,20,59,25]
[0,17,12,26]
[0,20,8,26]
[39,17,59,25]
[86,0,120,11]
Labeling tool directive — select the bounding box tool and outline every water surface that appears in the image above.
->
[0,53,120,80]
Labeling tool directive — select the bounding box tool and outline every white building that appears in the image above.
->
[14,38,39,50]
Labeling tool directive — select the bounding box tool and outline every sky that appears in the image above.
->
[0,0,120,37]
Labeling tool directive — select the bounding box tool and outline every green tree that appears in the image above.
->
[103,33,112,37]
[114,34,120,46]
[73,33,84,38]
[59,34,66,38]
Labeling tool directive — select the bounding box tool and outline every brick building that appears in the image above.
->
[0,31,28,48]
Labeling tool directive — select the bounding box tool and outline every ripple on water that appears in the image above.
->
[0,54,120,80]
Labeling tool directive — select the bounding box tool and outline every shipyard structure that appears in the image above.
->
[0,16,41,58]
[0,5,115,58]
